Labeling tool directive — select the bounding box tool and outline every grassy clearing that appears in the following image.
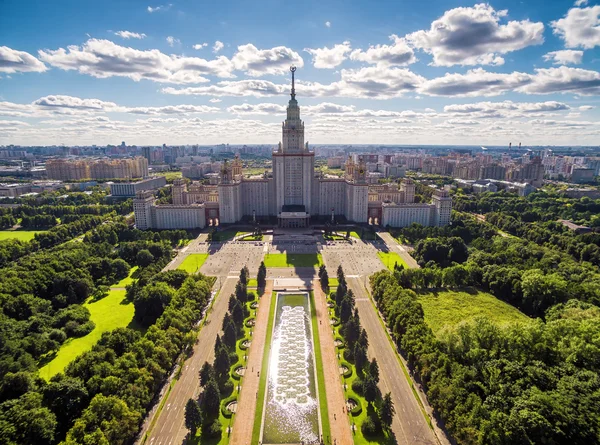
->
[113,266,138,288]
[178,253,209,273]
[248,278,258,288]
[308,292,331,443]
[418,289,531,337]
[251,291,278,443]
[329,277,339,288]
[263,253,323,268]
[0,230,44,241]
[377,251,408,271]
[39,289,133,380]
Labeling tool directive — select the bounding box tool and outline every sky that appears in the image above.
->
[1,0,600,147]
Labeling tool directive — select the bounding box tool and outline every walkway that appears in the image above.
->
[229,281,273,445]
[313,282,354,445]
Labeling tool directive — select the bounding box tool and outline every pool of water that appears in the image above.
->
[260,293,321,444]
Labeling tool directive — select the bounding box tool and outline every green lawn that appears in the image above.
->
[248,278,258,288]
[377,251,409,271]
[264,253,323,268]
[113,266,138,288]
[0,230,44,241]
[418,289,531,337]
[329,277,339,288]
[39,289,134,380]
[177,253,209,273]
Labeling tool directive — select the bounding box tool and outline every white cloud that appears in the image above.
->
[114,31,146,39]
[193,43,208,50]
[38,38,234,84]
[0,46,47,73]
[579,105,595,110]
[304,41,351,69]
[33,95,118,111]
[213,40,224,53]
[147,4,171,13]
[325,21,331,28]
[231,44,304,76]
[166,36,180,47]
[209,98,221,103]
[575,0,588,6]
[407,3,544,66]
[551,5,600,49]
[0,120,30,127]
[350,35,416,66]
[444,100,571,117]
[543,50,583,65]
[518,66,600,96]
[419,68,532,96]
[227,103,286,115]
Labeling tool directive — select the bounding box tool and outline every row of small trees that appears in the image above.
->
[325,265,395,436]
[185,267,254,439]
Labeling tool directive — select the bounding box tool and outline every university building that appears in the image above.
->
[134,68,452,230]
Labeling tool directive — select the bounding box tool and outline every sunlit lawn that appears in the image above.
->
[113,266,138,287]
[418,289,531,337]
[39,289,134,380]
[0,230,44,241]
[264,253,323,268]
[178,253,209,273]
[377,251,408,271]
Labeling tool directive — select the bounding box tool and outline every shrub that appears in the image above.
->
[361,415,382,436]
[205,418,222,439]
[351,378,364,395]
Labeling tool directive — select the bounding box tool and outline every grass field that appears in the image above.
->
[113,266,139,288]
[418,289,531,337]
[39,289,134,380]
[264,253,323,268]
[377,251,408,271]
[177,253,209,273]
[0,230,44,241]
[248,278,258,288]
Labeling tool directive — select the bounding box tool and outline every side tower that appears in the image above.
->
[172,178,186,205]
[432,189,452,226]
[133,190,155,229]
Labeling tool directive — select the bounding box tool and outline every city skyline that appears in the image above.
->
[1,0,600,146]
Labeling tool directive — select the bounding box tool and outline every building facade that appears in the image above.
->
[134,68,452,230]
[47,157,148,180]
[110,176,167,197]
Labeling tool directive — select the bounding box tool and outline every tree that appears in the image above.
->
[223,320,238,350]
[214,346,231,378]
[199,362,214,387]
[239,267,248,286]
[235,281,247,303]
[185,398,202,436]
[136,249,154,267]
[257,261,267,290]
[200,379,221,419]
[368,358,379,385]
[363,376,379,406]
[320,267,329,291]
[354,343,368,375]
[231,301,245,328]
[379,392,395,430]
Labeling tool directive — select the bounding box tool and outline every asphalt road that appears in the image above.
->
[142,277,237,445]
[348,277,437,445]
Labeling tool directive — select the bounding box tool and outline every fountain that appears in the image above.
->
[259,293,322,444]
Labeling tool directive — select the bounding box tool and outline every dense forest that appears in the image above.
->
[376,211,600,443]
[0,219,207,444]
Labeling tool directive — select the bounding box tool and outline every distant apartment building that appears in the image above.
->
[571,168,595,184]
[327,156,345,168]
[0,183,32,197]
[110,176,167,197]
[479,164,506,180]
[46,157,148,180]
[507,157,544,187]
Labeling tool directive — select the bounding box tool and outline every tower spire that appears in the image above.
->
[290,65,296,100]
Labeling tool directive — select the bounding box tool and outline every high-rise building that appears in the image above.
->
[46,157,148,180]
[134,68,451,230]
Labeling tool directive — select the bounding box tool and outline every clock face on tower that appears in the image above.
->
[359,169,365,174]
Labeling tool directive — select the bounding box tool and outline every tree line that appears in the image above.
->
[370,271,600,445]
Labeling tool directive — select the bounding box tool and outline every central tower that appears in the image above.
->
[273,66,315,228]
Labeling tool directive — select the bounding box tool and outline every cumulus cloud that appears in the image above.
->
[543,50,583,65]
[349,35,416,66]
[551,5,600,49]
[33,95,118,111]
[579,105,595,110]
[325,21,331,28]
[147,4,171,13]
[227,103,286,115]
[231,44,304,76]
[213,40,224,53]
[209,98,221,103]
[518,66,600,95]
[407,3,544,66]
[0,120,30,127]
[575,0,588,5]
[419,68,532,96]
[38,38,234,84]
[166,36,180,47]
[114,31,146,39]
[304,41,351,69]
[163,79,288,97]
[0,46,47,73]
[193,43,208,50]
[444,100,571,118]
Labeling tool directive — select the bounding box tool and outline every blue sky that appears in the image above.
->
[1,0,599,146]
